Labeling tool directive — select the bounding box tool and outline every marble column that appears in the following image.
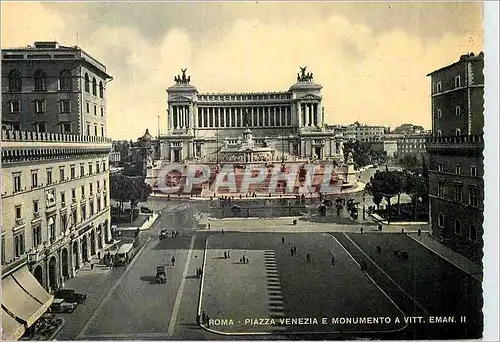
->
[219,107,224,127]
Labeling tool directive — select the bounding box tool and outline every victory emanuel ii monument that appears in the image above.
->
[156,67,344,164]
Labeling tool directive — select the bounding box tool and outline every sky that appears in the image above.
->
[2,1,483,140]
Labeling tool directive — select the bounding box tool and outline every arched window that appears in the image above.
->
[59,70,72,90]
[454,219,461,235]
[437,212,444,228]
[99,81,104,98]
[92,77,97,96]
[469,224,477,241]
[84,73,90,92]
[34,70,47,91]
[9,69,22,91]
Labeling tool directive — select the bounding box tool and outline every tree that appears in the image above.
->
[404,173,428,220]
[366,170,403,223]
[110,174,152,222]
[392,170,407,216]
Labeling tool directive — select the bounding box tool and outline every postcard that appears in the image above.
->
[1,1,497,341]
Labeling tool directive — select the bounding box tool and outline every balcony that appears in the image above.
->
[31,212,42,223]
[27,246,45,264]
[15,218,24,226]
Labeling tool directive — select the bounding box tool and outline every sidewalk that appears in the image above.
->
[408,232,483,282]
[368,212,429,226]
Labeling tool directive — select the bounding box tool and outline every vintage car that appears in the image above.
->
[156,266,167,284]
[159,229,168,240]
[54,289,87,304]
[50,298,77,313]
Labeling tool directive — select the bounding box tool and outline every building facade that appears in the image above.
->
[1,42,113,340]
[426,52,484,263]
[396,131,431,160]
[2,41,112,136]
[156,67,343,165]
[344,121,387,142]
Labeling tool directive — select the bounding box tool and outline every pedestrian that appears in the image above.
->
[224,251,227,259]
[293,245,297,255]
[208,223,211,230]
[240,257,243,263]
[196,314,201,325]
[227,250,230,258]
[331,256,335,265]
[91,262,94,270]
[202,311,207,324]
[290,247,294,256]
[376,245,382,254]
[282,237,285,244]
[401,228,405,234]
[171,256,176,266]
[206,315,210,328]
[222,229,224,234]
[360,227,364,234]
[246,257,249,264]
[418,228,421,236]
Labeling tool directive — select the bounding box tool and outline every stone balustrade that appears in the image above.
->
[427,134,484,145]
[2,129,112,144]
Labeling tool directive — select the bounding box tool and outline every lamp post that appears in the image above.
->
[362,193,366,220]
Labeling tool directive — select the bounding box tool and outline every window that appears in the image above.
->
[471,165,477,176]
[70,165,76,179]
[34,70,47,91]
[72,209,77,225]
[61,191,66,205]
[455,75,461,88]
[10,100,20,113]
[436,82,442,93]
[99,81,104,98]
[90,201,94,216]
[61,213,67,233]
[87,124,90,135]
[34,99,46,113]
[48,217,55,242]
[100,107,104,117]
[31,171,38,188]
[437,130,443,137]
[72,188,76,200]
[96,162,100,173]
[33,226,42,247]
[59,99,71,113]
[94,105,97,116]
[94,124,97,136]
[455,106,461,116]
[454,219,461,235]
[80,164,85,177]
[97,197,101,211]
[59,166,65,182]
[59,70,72,90]
[33,200,39,214]
[454,183,463,202]
[81,185,85,198]
[102,162,106,172]
[46,169,53,184]
[455,164,462,174]
[90,183,93,194]
[437,109,442,119]
[14,174,22,193]
[437,212,444,228]
[101,126,105,137]
[468,186,479,207]
[104,195,107,208]
[469,224,477,241]
[84,73,90,92]
[15,206,22,220]
[92,77,97,96]
[35,122,46,133]
[14,233,25,257]
[456,128,461,136]
[103,179,107,189]
[89,163,93,174]
[81,204,86,221]
[9,69,22,91]
[86,102,90,113]
[61,122,71,134]
[97,180,100,191]
[438,181,445,198]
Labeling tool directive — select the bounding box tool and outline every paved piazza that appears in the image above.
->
[200,232,406,336]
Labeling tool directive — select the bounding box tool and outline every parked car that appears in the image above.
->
[54,289,87,304]
[156,266,167,284]
[50,298,77,313]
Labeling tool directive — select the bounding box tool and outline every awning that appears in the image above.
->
[11,266,53,308]
[1,308,25,341]
[2,272,52,327]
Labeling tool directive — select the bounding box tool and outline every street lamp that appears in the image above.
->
[362,192,366,220]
